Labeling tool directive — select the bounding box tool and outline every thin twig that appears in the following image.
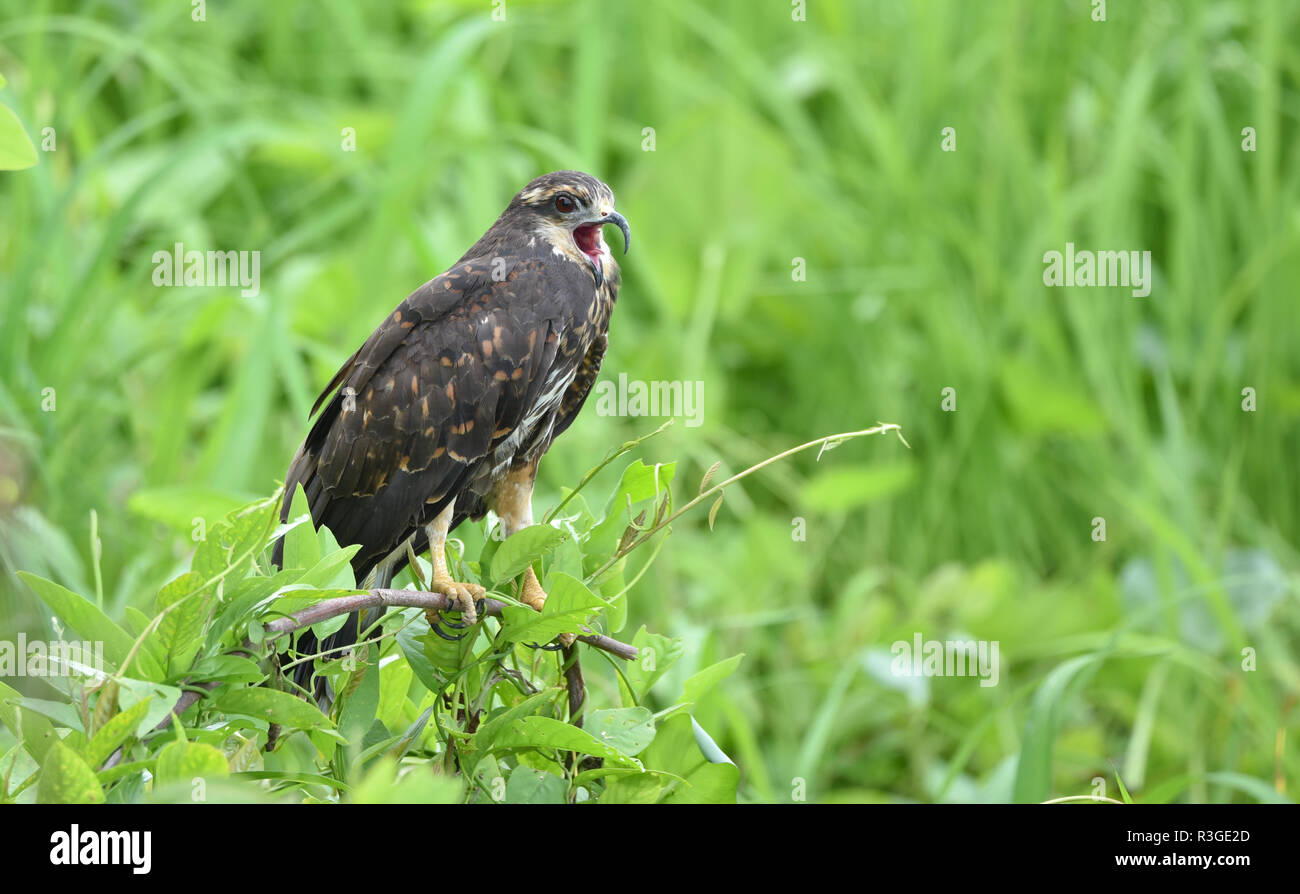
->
[585,422,909,584]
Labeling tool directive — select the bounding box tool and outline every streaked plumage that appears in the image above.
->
[272,170,629,695]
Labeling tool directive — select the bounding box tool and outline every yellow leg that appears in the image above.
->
[490,460,571,645]
[520,566,547,611]
[423,499,485,625]
[520,567,574,646]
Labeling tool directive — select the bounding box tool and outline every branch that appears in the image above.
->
[330,589,637,661]
[102,588,636,770]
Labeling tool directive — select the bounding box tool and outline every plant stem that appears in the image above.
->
[585,422,908,584]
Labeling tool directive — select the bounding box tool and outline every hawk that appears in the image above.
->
[272,170,630,694]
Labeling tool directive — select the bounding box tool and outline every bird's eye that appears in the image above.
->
[555,194,577,213]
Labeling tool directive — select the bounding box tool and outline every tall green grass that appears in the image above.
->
[1,0,1297,802]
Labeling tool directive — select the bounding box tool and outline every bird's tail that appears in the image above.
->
[271,463,384,711]
[279,563,395,711]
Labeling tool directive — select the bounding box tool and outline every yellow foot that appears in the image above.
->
[519,569,575,647]
[424,573,486,626]
[520,568,547,613]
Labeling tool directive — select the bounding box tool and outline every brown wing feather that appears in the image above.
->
[274,255,594,580]
[553,333,607,439]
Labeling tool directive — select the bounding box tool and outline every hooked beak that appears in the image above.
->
[602,211,631,255]
[584,210,630,288]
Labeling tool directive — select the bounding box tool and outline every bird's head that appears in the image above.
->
[512,170,630,287]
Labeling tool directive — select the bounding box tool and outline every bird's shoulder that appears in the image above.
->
[309,252,591,419]
[296,252,588,528]
[407,251,597,318]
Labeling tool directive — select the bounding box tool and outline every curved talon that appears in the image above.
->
[421,576,485,641]
[424,593,478,642]
[432,622,467,642]
[523,640,565,652]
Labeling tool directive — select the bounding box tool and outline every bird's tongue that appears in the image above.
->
[573,224,605,260]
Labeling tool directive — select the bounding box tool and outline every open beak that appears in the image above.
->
[585,211,630,288]
[602,211,631,254]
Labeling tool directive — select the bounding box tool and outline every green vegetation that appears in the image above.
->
[1,0,1297,803]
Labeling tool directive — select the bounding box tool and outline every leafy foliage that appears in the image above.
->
[4,442,744,804]
[1,0,1297,805]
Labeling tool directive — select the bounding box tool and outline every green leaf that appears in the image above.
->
[189,499,277,584]
[587,460,677,556]
[691,716,735,765]
[682,654,744,705]
[505,766,567,803]
[280,485,319,570]
[114,676,183,736]
[605,459,677,510]
[641,714,738,804]
[91,680,118,736]
[622,627,684,703]
[155,571,209,678]
[490,524,565,582]
[189,496,278,584]
[584,707,656,757]
[192,521,235,581]
[84,698,152,769]
[15,696,83,731]
[470,691,556,756]
[228,495,280,557]
[424,611,475,674]
[549,534,585,583]
[499,572,604,644]
[17,572,162,680]
[1113,767,1133,804]
[0,680,58,763]
[154,740,230,788]
[472,754,506,802]
[599,770,664,803]
[37,741,105,804]
[226,734,261,774]
[377,704,436,764]
[348,758,463,804]
[492,716,639,767]
[338,649,381,747]
[574,764,658,788]
[396,615,443,694]
[189,655,263,684]
[0,102,37,170]
[682,654,745,703]
[205,572,287,651]
[123,607,170,673]
[662,761,738,804]
[296,543,360,589]
[213,687,337,734]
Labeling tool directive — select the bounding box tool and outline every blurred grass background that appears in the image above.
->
[1,0,1298,802]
